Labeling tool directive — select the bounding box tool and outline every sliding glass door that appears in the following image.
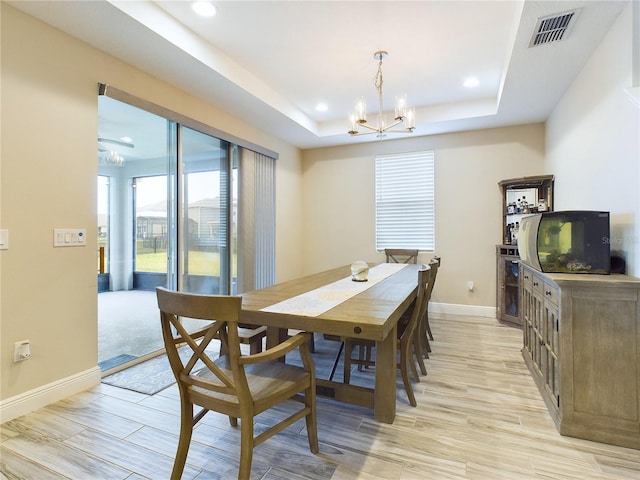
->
[97,97,238,372]
[180,127,235,294]
[97,87,273,373]
[97,96,173,370]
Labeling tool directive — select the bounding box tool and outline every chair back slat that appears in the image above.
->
[385,248,419,264]
[425,257,440,301]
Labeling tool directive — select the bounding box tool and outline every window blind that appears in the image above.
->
[237,148,276,293]
[375,150,435,251]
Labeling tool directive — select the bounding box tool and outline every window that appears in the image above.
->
[375,150,435,251]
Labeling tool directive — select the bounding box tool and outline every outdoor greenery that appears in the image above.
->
[99,240,232,275]
[136,250,222,275]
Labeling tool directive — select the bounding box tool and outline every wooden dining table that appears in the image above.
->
[240,263,421,423]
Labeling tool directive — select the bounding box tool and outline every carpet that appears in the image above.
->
[102,345,220,395]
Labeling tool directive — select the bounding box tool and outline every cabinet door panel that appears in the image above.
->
[571,295,638,421]
[520,264,640,449]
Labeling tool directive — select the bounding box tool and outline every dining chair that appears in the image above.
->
[385,248,419,264]
[342,265,432,407]
[156,287,319,480]
[411,257,440,375]
[235,325,267,354]
[424,256,441,343]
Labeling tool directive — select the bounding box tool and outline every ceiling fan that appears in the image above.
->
[98,136,135,149]
[98,137,134,166]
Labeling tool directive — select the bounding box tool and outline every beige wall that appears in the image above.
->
[0,4,303,406]
[546,2,639,276]
[301,124,546,309]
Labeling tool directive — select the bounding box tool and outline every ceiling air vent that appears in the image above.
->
[529,9,579,47]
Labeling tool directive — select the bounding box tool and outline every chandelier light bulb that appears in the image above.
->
[406,107,416,130]
[99,150,124,167]
[355,97,367,123]
[348,113,359,135]
[395,94,407,120]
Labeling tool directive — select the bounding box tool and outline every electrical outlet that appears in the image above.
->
[467,281,474,292]
[13,340,31,362]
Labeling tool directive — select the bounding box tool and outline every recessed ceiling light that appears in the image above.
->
[463,77,479,88]
[315,102,328,112]
[191,1,216,17]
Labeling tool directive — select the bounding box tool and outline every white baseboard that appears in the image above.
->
[430,302,497,318]
[0,366,101,423]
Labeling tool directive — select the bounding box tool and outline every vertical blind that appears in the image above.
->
[237,148,276,293]
[375,150,435,251]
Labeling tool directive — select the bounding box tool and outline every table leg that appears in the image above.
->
[374,324,397,423]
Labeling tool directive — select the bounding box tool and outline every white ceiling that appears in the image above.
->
[9,0,629,149]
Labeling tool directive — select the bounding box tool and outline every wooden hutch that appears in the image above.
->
[496,175,554,325]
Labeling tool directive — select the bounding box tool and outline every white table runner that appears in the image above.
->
[260,263,409,317]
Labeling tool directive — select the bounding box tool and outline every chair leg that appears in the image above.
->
[172,401,194,480]
[238,415,254,480]
[425,310,434,342]
[418,315,430,358]
[357,344,365,371]
[408,342,421,383]
[413,333,427,376]
[328,341,344,381]
[399,345,417,407]
[304,385,319,453]
[219,339,229,356]
[249,338,263,354]
[364,345,373,369]
[343,339,352,384]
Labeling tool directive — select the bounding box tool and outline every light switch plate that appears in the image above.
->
[0,229,7,250]
[53,228,87,247]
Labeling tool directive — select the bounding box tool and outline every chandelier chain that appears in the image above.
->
[375,54,385,128]
[375,54,384,97]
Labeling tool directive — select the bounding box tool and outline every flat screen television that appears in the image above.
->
[519,211,610,274]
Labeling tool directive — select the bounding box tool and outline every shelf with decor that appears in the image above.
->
[496,175,554,325]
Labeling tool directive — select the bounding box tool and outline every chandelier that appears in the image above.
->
[98,150,125,167]
[348,51,415,138]
[98,137,133,167]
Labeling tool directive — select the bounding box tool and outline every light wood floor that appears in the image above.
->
[2,313,638,479]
